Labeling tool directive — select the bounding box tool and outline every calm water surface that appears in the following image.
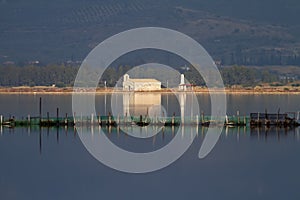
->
[0,94,300,200]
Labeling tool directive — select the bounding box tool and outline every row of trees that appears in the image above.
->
[0,64,296,87]
[185,65,287,87]
[221,49,300,66]
[0,65,78,87]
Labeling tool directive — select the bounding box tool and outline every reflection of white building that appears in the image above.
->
[123,93,161,116]
[122,74,161,91]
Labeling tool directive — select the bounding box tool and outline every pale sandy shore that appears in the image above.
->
[0,86,300,95]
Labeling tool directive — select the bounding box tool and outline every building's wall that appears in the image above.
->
[123,81,161,91]
[133,82,161,91]
[123,81,134,91]
[122,74,161,91]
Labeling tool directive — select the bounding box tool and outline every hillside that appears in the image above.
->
[1,0,300,65]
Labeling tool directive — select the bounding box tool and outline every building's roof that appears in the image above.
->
[129,78,161,83]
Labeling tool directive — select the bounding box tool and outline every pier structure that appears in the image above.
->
[1,111,299,129]
[0,97,299,128]
[250,111,300,127]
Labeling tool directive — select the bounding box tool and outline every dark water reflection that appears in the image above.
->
[1,94,300,200]
[1,125,300,199]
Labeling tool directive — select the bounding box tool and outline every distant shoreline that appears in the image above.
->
[0,86,300,95]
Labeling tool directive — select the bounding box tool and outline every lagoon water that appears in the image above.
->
[1,93,300,200]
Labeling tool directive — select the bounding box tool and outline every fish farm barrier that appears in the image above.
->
[0,112,299,128]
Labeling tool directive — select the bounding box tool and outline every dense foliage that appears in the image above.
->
[0,64,297,87]
[0,65,78,87]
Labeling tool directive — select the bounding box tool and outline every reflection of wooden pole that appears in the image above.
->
[171,126,174,137]
[39,128,42,154]
[180,93,185,124]
[167,95,169,112]
[56,126,59,143]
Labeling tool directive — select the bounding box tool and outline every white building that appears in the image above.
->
[178,74,187,91]
[122,74,161,91]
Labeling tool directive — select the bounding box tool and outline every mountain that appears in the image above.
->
[1,0,300,65]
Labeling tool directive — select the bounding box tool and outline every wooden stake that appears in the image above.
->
[56,108,59,125]
[39,97,42,123]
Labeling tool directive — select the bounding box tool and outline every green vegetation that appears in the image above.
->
[0,64,299,88]
[0,65,78,87]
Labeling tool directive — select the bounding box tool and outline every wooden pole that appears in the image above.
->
[47,112,50,126]
[56,107,59,126]
[65,113,68,125]
[28,114,30,125]
[73,112,76,125]
[108,112,111,125]
[97,113,101,125]
[277,108,280,125]
[172,112,175,125]
[39,97,42,124]
[0,115,2,125]
[139,115,143,123]
[39,128,42,154]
